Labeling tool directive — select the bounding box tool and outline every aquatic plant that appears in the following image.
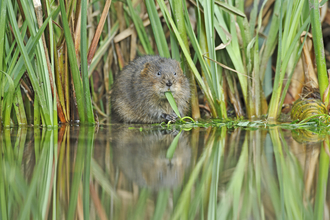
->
[0,0,328,127]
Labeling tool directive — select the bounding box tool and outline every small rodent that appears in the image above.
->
[111,55,190,123]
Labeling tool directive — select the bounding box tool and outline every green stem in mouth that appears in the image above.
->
[165,91,181,119]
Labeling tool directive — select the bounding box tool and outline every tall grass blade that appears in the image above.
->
[157,0,217,118]
[21,0,54,126]
[165,91,181,119]
[0,0,7,123]
[13,86,27,125]
[171,0,201,120]
[145,0,170,58]
[127,0,153,55]
[81,0,95,124]
[59,0,86,123]
[268,17,310,119]
[310,0,329,105]
[203,0,222,113]
[214,0,245,18]
[259,0,281,80]
[1,71,14,127]
[7,1,52,125]
[6,7,59,89]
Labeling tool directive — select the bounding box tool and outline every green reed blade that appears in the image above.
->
[59,0,86,123]
[279,30,309,110]
[184,8,218,117]
[165,91,181,119]
[170,32,180,61]
[310,0,328,105]
[81,0,95,124]
[259,0,280,80]
[269,17,310,119]
[157,0,217,118]
[13,86,27,125]
[127,0,153,55]
[248,0,258,38]
[7,22,27,78]
[204,0,220,101]
[214,0,245,18]
[211,1,248,104]
[1,71,14,127]
[19,0,54,126]
[44,0,57,126]
[173,0,201,120]
[145,0,170,58]
[7,1,52,125]
[6,7,59,89]
[0,0,7,72]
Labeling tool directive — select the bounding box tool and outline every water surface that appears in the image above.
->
[0,124,329,219]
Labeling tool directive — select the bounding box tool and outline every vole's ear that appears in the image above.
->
[141,62,150,76]
[175,60,182,69]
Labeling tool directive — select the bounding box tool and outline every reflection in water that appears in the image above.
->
[111,126,191,190]
[0,125,329,219]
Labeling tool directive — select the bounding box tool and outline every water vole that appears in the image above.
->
[111,56,190,123]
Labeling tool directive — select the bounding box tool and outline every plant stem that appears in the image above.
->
[81,0,95,124]
[59,0,86,123]
[309,0,328,105]
[172,0,200,120]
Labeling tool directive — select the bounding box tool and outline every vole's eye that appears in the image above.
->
[174,72,177,76]
[157,71,161,76]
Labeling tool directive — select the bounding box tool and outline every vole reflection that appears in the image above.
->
[111,126,191,190]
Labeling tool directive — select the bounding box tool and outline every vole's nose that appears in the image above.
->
[166,81,172,87]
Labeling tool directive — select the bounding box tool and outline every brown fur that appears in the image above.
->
[111,56,190,123]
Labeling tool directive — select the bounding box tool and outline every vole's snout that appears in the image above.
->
[166,80,173,87]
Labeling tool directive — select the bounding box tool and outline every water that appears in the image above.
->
[0,124,328,219]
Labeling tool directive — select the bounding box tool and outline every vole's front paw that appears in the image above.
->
[161,113,178,123]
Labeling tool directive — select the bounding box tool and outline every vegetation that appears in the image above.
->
[1,124,329,219]
[0,0,328,128]
[1,1,330,219]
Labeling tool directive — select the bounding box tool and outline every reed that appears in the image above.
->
[0,0,328,125]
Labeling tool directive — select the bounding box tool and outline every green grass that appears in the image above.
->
[0,0,328,127]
